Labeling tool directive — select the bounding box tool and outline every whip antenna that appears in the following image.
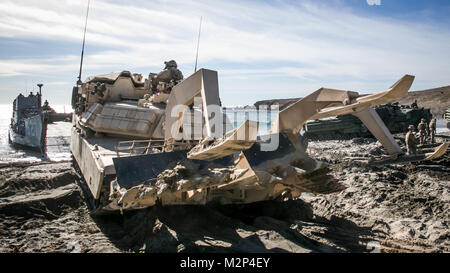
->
[78,0,91,85]
[194,16,202,72]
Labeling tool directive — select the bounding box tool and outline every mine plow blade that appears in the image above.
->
[276,74,414,134]
[187,120,258,161]
[101,132,347,211]
[368,143,449,166]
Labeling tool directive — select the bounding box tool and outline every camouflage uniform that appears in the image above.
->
[405,125,417,155]
[429,119,436,144]
[417,119,427,144]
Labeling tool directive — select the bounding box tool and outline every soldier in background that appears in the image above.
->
[43,100,50,110]
[406,125,417,155]
[429,118,436,143]
[411,99,418,109]
[417,118,427,144]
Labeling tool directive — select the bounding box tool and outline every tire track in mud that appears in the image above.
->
[0,162,83,220]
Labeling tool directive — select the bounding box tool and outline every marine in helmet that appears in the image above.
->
[148,60,184,104]
[405,125,417,155]
[149,60,184,92]
[411,99,418,109]
[153,60,184,89]
[417,118,427,144]
[429,118,436,143]
[163,60,183,82]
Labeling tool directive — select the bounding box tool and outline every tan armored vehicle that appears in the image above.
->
[70,62,448,213]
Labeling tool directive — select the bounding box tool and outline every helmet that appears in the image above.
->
[421,118,426,122]
[408,125,415,130]
[164,60,177,69]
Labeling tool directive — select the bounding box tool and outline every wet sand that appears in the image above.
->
[0,134,448,253]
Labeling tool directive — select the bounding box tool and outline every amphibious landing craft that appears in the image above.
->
[69,65,448,213]
[9,87,45,151]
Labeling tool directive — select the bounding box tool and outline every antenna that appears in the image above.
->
[77,0,91,85]
[37,84,43,96]
[37,83,43,107]
[194,16,202,72]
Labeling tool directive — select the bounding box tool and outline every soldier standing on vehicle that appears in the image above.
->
[406,125,417,155]
[429,118,436,143]
[417,118,427,144]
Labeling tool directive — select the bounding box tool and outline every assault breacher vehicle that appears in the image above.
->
[70,63,448,213]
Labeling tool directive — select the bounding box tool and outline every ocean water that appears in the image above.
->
[0,104,447,163]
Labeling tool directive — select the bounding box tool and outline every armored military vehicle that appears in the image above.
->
[9,91,45,151]
[304,103,433,140]
[70,64,448,213]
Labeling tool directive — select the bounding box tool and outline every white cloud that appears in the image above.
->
[0,0,449,105]
[0,56,78,77]
[367,0,381,6]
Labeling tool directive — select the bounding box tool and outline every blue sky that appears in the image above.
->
[0,0,449,106]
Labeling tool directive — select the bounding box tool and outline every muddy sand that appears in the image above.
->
[0,134,448,253]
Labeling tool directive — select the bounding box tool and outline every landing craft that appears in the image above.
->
[9,85,46,151]
[69,63,448,213]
